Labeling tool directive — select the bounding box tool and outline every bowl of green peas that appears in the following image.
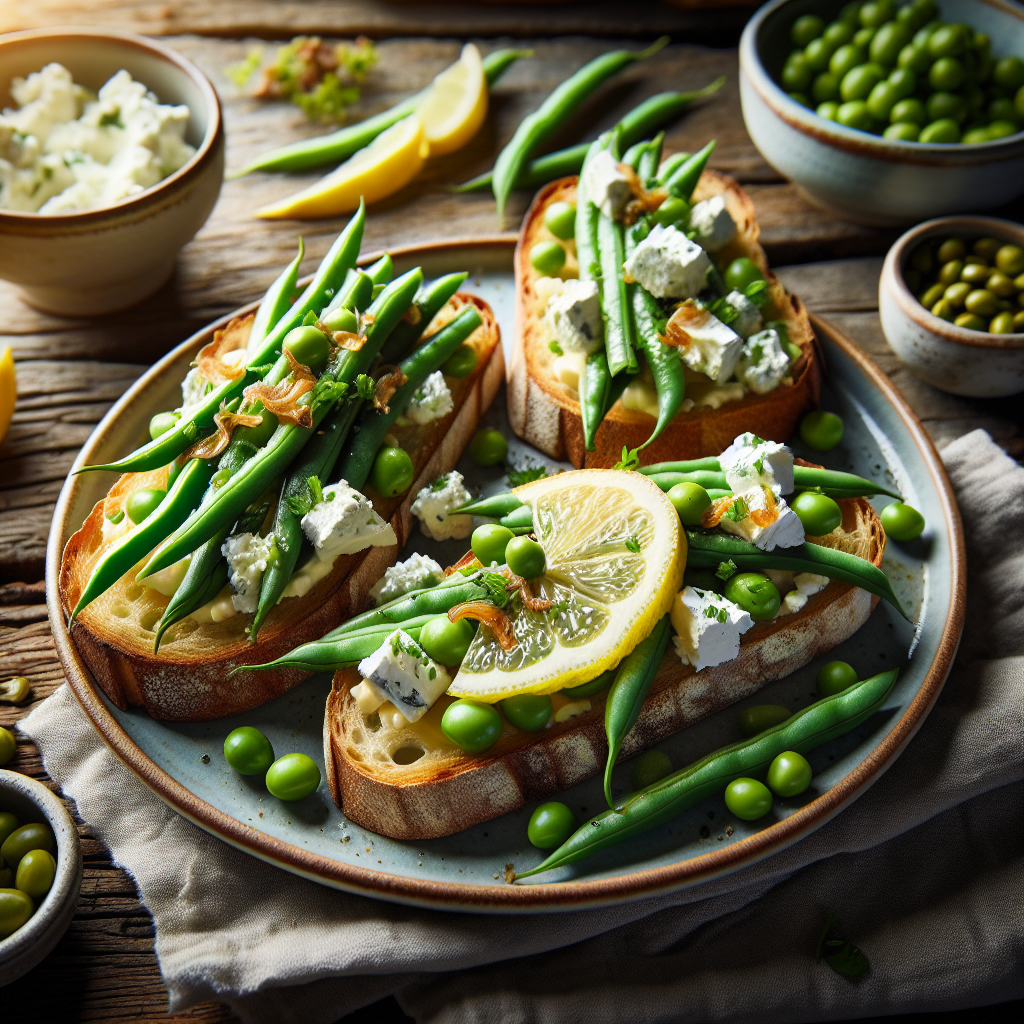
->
[739,0,1024,224]
[0,769,83,986]
[879,215,1024,395]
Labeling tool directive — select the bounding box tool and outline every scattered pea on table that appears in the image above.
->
[800,410,845,451]
[505,536,546,580]
[468,426,508,467]
[223,726,276,776]
[817,660,859,697]
[501,694,553,732]
[265,752,321,801]
[881,500,926,541]
[724,777,773,821]
[527,801,576,849]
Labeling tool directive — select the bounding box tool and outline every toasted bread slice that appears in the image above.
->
[59,295,504,722]
[507,170,823,468]
[324,497,884,840]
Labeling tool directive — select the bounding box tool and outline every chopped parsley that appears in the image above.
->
[612,446,641,472]
[98,110,123,129]
[715,559,737,581]
[286,475,324,517]
[355,374,376,401]
[548,339,564,356]
[479,571,511,609]
[817,912,869,980]
[724,497,748,522]
[702,603,729,623]
[429,474,450,492]
[302,310,319,327]
[625,535,642,554]
[710,298,739,325]
[744,279,769,306]
[506,463,550,487]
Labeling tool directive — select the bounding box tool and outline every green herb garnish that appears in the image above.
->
[724,497,748,522]
[548,340,564,356]
[355,374,376,401]
[715,559,737,581]
[105,509,125,525]
[506,464,550,487]
[479,571,511,608]
[613,446,641,472]
[744,279,769,307]
[286,475,324,517]
[625,535,641,553]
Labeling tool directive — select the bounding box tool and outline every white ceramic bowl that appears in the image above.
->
[739,0,1024,225]
[879,215,1024,395]
[0,769,83,987]
[0,29,224,316]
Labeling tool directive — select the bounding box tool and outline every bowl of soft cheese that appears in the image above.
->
[0,29,223,315]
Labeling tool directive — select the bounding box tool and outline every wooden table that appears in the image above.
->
[1,5,1021,1020]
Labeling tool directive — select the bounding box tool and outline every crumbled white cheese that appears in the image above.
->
[716,486,805,551]
[736,328,790,396]
[406,371,453,425]
[777,573,829,616]
[552,351,587,392]
[300,480,397,562]
[688,195,737,251]
[222,532,274,614]
[368,552,444,606]
[723,290,763,339]
[670,586,754,671]
[411,471,473,541]
[623,224,711,299]
[179,367,210,416]
[357,628,451,723]
[581,149,632,220]
[719,432,795,495]
[534,275,565,305]
[546,278,603,354]
[670,306,743,382]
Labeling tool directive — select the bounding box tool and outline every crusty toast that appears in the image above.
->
[324,496,884,840]
[59,295,504,722]
[507,170,823,468]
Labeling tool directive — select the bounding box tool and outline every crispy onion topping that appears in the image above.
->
[373,367,408,413]
[749,486,779,528]
[449,601,517,651]
[401,304,422,325]
[181,402,263,461]
[195,313,254,385]
[660,300,711,349]
[502,570,553,612]
[243,350,316,428]
[620,163,669,225]
[701,495,736,529]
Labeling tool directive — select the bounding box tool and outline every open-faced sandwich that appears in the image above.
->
[58,203,503,721]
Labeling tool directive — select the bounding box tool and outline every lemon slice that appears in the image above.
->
[257,115,429,220]
[0,346,15,446]
[448,470,685,702]
[418,43,488,157]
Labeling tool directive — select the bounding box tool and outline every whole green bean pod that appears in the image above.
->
[515,668,899,879]
[622,140,648,169]
[152,528,229,653]
[499,504,535,532]
[580,350,611,451]
[366,253,393,286]
[319,268,374,322]
[662,140,716,201]
[85,202,366,475]
[575,139,603,284]
[654,151,689,185]
[453,491,524,519]
[492,39,668,220]
[597,147,638,376]
[636,131,664,183]
[378,272,468,365]
[334,305,484,490]
[603,615,671,808]
[248,238,304,355]
[649,470,729,491]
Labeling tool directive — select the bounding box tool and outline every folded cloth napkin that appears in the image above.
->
[22,428,1023,1024]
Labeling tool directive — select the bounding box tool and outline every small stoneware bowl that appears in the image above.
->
[0,768,83,987]
[879,215,1024,396]
[0,29,224,316]
[739,0,1024,226]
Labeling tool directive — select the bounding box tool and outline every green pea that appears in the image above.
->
[975,237,1005,262]
[830,43,865,79]
[837,99,873,131]
[919,118,961,143]
[989,312,1016,334]
[505,536,546,580]
[800,409,844,451]
[441,344,477,378]
[149,411,180,441]
[501,693,552,732]
[0,812,20,849]
[0,726,13,766]
[996,245,1024,277]
[897,42,931,74]
[792,14,825,47]
[126,487,166,525]
[419,615,475,665]
[15,848,56,899]
[791,492,842,536]
[938,258,964,284]
[223,726,275,776]
[891,97,926,125]
[919,283,945,308]
[782,52,814,93]
[724,778,773,821]
[265,753,321,801]
[986,120,1020,140]
[936,238,966,263]
[724,257,765,292]
[530,240,566,275]
[283,325,331,373]
[1,822,54,869]
[370,446,414,497]
[824,20,856,48]
[320,306,358,334]
[881,501,925,541]
[543,201,576,240]
[563,669,615,699]
[840,62,885,102]
[527,801,575,849]
[817,659,858,696]
[926,93,966,125]
[929,56,965,92]
[960,262,990,286]
[767,751,813,797]
[954,312,987,331]
[884,121,920,141]
[468,426,509,467]
[943,281,971,308]
[817,101,841,121]
[0,888,34,939]
[630,749,672,790]
[724,572,781,622]
[442,699,503,754]
[928,24,966,59]
[994,56,1024,91]
[867,81,899,121]
[471,523,514,568]
[870,21,911,66]
[668,482,711,527]
[652,196,690,227]
[806,38,837,74]
[738,704,792,738]
[812,72,841,103]
[965,288,999,316]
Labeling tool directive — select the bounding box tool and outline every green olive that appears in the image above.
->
[767,751,813,797]
[936,239,964,265]
[791,13,825,47]
[500,694,552,732]
[668,482,711,527]
[943,281,971,307]
[994,56,1024,91]
[987,121,1020,140]
[919,118,961,144]
[0,888,34,939]
[471,523,515,568]
[853,27,876,50]
[223,726,275,776]
[870,20,911,66]
[961,126,992,145]
[836,99,873,131]
[789,91,812,107]
[995,244,1024,277]
[974,236,1003,261]
[938,258,964,284]
[817,101,841,121]
[738,704,792,738]
[282,325,331,373]
[891,97,926,125]
[441,699,503,754]
[126,487,166,525]
[791,491,843,536]
[825,19,856,46]
[965,289,999,317]
[505,536,546,580]
[800,410,844,451]
[543,201,576,240]
[370,446,414,497]
[829,43,866,79]
[866,80,899,121]
[839,2,864,28]
[15,848,56,899]
[652,196,691,227]
[724,778,773,821]
[840,63,885,102]
[886,66,917,99]
[919,282,945,308]
[0,726,13,766]
[929,56,964,91]
[0,812,20,849]
[1016,83,1024,119]
[960,262,991,286]
[928,24,966,59]
[0,867,10,888]
[563,669,615,699]
[897,42,931,75]
[989,312,1016,334]
[1013,311,1024,331]
[954,312,988,331]
[724,572,781,622]
[988,97,1020,125]
[320,306,358,334]
[630,749,672,790]
[930,297,956,321]
[265,752,321,801]
[530,240,566,276]
[782,52,814,93]
[441,344,477,378]
[723,257,765,293]
[884,122,919,141]
[987,272,1016,299]
[813,72,841,103]
[149,411,180,441]
[1,822,55,869]
[881,501,926,541]
[468,426,508,467]
[419,615,475,665]
[817,659,858,696]
[927,92,967,124]
[0,676,30,703]
[806,39,837,74]
[527,801,576,849]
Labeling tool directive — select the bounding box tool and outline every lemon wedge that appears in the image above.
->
[0,347,15,447]
[257,114,429,219]
[418,43,488,156]
[448,470,685,702]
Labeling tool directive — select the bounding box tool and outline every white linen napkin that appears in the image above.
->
[22,428,1023,1023]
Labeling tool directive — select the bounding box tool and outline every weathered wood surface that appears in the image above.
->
[0,27,1021,1024]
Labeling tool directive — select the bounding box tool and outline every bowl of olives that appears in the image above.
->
[0,769,83,986]
[739,0,1024,224]
[879,215,1024,396]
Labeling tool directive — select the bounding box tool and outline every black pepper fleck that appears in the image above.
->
[725,826,734,837]
[699,824,711,838]
[200,754,210,764]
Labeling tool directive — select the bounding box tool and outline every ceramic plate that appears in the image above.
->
[46,240,965,912]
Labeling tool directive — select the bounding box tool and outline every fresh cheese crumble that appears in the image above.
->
[670,586,754,671]
[0,63,195,213]
[222,533,274,614]
[411,471,473,541]
[357,628,451,724]
[369,553,444,606]
[300,480,397,562]
[406,371,453,425]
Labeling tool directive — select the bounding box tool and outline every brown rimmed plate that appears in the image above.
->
[46,239,965,912]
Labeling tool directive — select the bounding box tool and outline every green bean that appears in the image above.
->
[603,615,671,808]
[649,470,729,491]
[378,272,468,365]
[516,668,899,878]
[233,48,531,177]
[636,131,664,182]
[575,139,603,286]
[153,530,229,652]
[638,457,720,476]
[580,350,611,451]
[365,253,393,286]
[492,39,668,220]
[499,504,535,532]
[85,203,366,474]
[662,140,716,201]
[655,151,690,184]
[249,238,304,353]
[453,492,523,519]
[602,369,635,419]
[622,140,648,169]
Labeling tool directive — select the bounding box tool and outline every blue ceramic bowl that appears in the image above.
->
[739,0,1024,225]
